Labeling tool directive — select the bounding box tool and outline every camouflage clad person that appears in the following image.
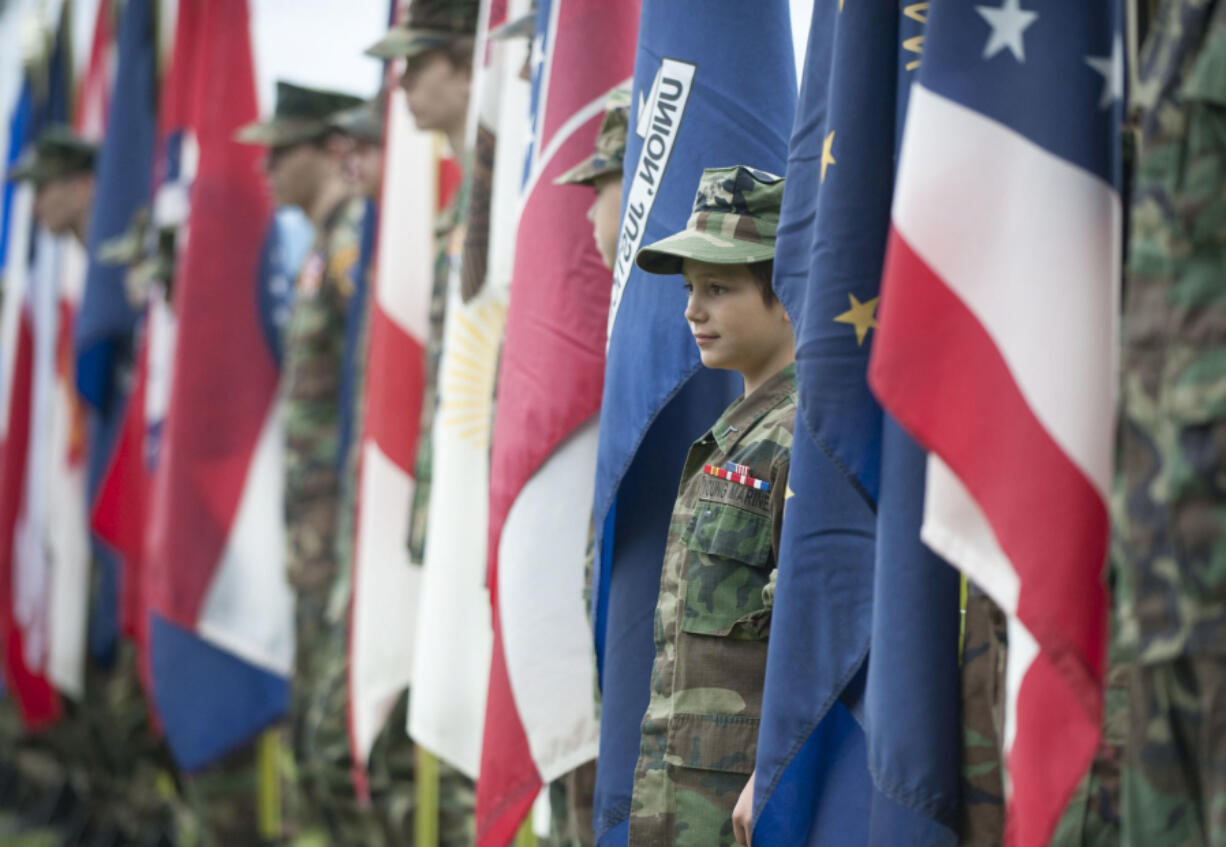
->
[628,166,797,847]
[1117,1,1226,844]
[237,80,381,844]
[551,83,631,847]
[366,2,479,843]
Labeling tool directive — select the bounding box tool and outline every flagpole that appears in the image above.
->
[257,727,282,840]
[415,746,440,846]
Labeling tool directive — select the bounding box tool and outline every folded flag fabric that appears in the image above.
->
[477,0,638,842]
[869,2,1122,843]
[142,0,294,770]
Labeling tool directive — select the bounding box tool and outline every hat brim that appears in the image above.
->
[553,157,622,187]
[365,28,461,60]
[635,229,775,275]
[234,117,330,148]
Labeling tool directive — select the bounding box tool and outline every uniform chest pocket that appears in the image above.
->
[681,501,773,639]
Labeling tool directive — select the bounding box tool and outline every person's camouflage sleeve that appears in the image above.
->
[629,365,795,846]
[281,196,377,840]
[957,586,1007,846]
[1117,2,1226,844]
[1118,0,1226,664]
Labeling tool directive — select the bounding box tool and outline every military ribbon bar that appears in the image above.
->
[704,463,770,492]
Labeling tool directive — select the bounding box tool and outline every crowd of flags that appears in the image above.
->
[0,0,1124,845]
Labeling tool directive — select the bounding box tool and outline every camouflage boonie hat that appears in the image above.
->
[7,126,97,185]
[329,93,386,144]
[554,86,630,188]
[235,81,365,148]
[365,0,478,60]
[636,165,784,275]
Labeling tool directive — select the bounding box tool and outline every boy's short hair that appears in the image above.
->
[635,164,784,276]
[747,260,776,306]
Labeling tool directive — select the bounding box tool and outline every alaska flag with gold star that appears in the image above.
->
[753,1,961,844]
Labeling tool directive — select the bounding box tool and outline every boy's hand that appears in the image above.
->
[733,769,755,845]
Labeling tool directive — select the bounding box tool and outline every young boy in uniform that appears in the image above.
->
[629,165,795,846]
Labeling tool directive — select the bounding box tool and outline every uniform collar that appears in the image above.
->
[710,362,796,453]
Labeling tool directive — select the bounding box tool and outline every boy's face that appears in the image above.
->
[265,141,328,209]
[348,140,384,199]
[399,50,471,135]
[682,258,793,380]
[34,174,93,236]
[587,173,622,271]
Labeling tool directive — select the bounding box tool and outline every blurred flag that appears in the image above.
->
[477,0,638,841]
[347,80,454,781]
[142,0,294,770]
[76,0,156,666]
[590,2,795,843]
[869,2,1121,844]
[74,0,116,142]
[405,0,513,780]
[92,287,175,687]
[0,5,87,726]
[754,3,961,844]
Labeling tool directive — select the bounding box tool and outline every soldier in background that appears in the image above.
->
[1117,1,1226,844]
[365,2,478,843]
[551,84,631,847]
[236,79,382,844]
[12,126,97,245]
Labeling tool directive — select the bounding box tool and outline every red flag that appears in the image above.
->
[146,0,274,631]
[74,0,116,142]
[478,0,638,842]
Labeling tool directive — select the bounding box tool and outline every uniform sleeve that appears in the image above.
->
[763,456,790,611]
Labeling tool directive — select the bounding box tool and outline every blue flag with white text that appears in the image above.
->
[591,2,796,843]
[754,2,961,844]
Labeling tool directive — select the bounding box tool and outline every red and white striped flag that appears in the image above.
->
[868,2,1120,844]
[347,79,461,785]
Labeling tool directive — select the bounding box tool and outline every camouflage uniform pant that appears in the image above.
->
[548,761,596,847]
[71,643,181,840]
[959,589,1126,846]
[1124,657,1226,847]
[296,596,475,847]
[184,736,282,847]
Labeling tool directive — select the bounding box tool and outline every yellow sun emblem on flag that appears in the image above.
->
[440,297,508,449]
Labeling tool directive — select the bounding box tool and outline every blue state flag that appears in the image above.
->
[753,2,961,844]
[591,2,796,843]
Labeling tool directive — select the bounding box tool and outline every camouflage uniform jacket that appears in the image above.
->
[1118,0,1226,663]
[282,196,365,599]
[629,364,796,846]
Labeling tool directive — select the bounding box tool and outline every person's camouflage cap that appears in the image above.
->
[554,86,630,188]
[365,0,478,60]
[235,81,365,148]
[636,165,784,275]
[329,93,386,145]
[7,126,97,185]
